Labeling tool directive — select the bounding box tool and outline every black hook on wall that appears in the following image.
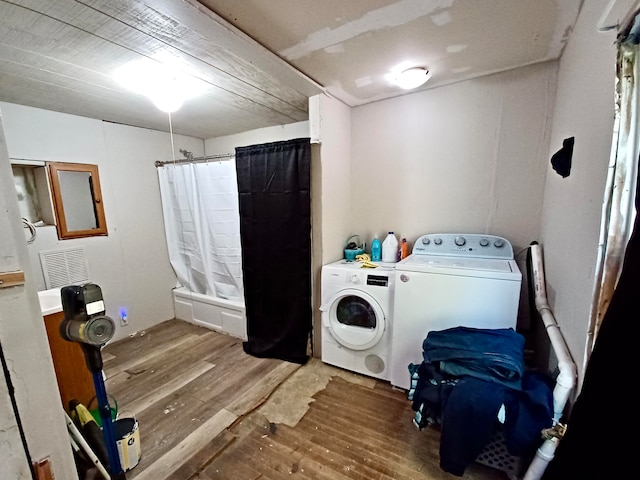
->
[551,137,574,178]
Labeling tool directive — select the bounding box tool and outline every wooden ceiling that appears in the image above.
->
[0,0,323,138]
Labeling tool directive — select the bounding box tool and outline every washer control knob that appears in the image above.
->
[494,239,505,248]
[434,237,442,245]
[454,236,466,246]
[349,274,360,284]
[479,238,490,247]
[422,237,430,245]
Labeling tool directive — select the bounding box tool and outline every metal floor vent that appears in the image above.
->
[39,247,90,289]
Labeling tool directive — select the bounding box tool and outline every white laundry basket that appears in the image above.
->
[475,425,529,478]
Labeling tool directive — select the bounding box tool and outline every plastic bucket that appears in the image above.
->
[88,395,117,428]
[344,234,365,261]
[113,413,141,471]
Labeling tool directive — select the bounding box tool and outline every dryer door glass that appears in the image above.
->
[336,296,376,329]
[325,289,386,351]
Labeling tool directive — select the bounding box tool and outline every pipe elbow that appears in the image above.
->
[535,302,552,315]
[555,359,577,390]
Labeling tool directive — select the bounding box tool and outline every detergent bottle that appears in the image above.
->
[371,234,382,261]
[400,235,409,260]
[382,232,398,263]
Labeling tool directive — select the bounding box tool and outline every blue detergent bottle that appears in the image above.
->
[371,234,382,261]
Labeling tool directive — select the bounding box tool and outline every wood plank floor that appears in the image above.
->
[97,320,510,480]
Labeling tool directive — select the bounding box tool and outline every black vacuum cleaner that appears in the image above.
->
[60,283,126,480]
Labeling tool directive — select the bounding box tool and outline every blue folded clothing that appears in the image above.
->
[422,326,525,389]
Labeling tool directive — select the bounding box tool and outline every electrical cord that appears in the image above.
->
[21,217,36,244]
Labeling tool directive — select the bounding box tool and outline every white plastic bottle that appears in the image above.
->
[382,232,398,263]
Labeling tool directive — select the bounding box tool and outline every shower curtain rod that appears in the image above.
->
[154,150,234,167]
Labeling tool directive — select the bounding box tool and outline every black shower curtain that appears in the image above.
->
[541,172,639,477]
[235,138,311,364]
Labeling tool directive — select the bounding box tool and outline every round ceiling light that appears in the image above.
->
[113,57,208,114]
[150,93,184,113]
[394,67,431,90]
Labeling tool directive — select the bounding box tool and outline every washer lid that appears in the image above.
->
[322,289,386,351]
[397,254,521,280]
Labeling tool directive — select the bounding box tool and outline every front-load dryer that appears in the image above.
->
[390,233,522,390]
[320,260,395,380]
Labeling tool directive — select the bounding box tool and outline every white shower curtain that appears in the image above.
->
[157,159,244,301]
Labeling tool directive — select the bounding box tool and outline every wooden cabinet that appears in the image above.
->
[43,311,95,412]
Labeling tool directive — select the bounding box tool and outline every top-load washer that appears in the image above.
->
[320,259,395,380]
[390,233,522,390]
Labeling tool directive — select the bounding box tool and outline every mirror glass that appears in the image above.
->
[47,162,108,239]
[58,170,97,231]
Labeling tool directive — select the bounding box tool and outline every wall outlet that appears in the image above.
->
[120,309,128,326]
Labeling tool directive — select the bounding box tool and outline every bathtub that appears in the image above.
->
[172,287,247,340]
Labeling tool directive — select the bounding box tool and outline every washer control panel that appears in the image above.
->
[412,233,514,259]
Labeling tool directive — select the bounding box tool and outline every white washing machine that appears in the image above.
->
[320,260,395,380]
[390,233,522,390]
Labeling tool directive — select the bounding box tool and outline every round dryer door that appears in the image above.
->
[323,289,386,351]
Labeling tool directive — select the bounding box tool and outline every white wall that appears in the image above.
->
[0,109,77,479]
[315,95,353,264]
[204,121,310,154]
[102,122,204,338]
[350,62,558,330]
[1,102,204,342]
[310,94,353,355]
[540,1,618,383]
[351,61,558,256]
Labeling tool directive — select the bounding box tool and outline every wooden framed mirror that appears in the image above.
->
[47,162,108,239]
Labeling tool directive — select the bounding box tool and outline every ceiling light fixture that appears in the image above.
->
[393,67,431,90]
[149,92,185,114]
[113,58,208,113]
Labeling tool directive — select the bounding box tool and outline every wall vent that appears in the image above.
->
[39,247,90,289]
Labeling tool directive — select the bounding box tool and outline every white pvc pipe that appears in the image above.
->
[522,243,577,480]
[65,411,111,480]
[524,436,560,480]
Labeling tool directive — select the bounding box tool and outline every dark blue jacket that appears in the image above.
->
[423,326,525,389]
